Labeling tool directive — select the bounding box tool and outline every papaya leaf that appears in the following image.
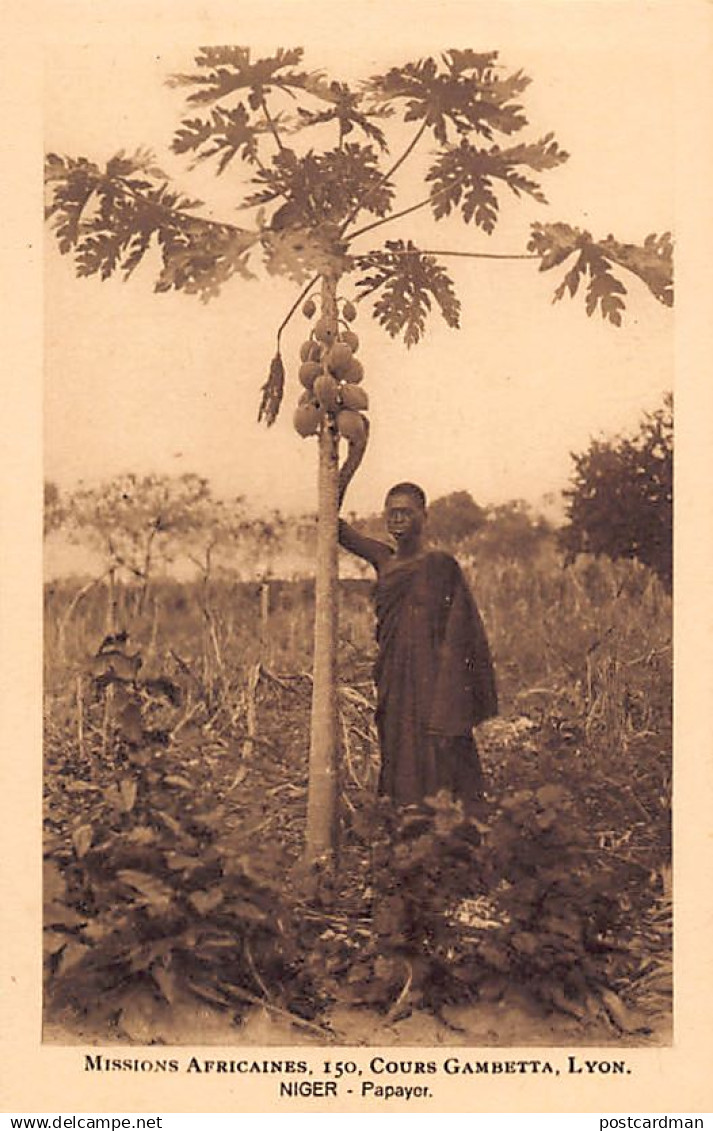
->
[295,82,391,149]
[247,145,393,229]
[355,239,460,347]
[367,51,531,143]
[426,134,568,231]
[45,154,258,299]
[528,221,674,322]
[600,231,673,307]
[168,46,324,108]
[172,104,270,171]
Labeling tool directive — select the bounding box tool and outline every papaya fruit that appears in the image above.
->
[336,409,366,442]
[326,341,353,376]
[342,357,364,384]
[298,361,322,390]
[339,330,359,353]
[300,339,320,363]
[339,384,369,412]
[294,402,322,437]
[302,298,317,319]
[342,301,357,322]
[314,316,337,345]
[313,373,340,413]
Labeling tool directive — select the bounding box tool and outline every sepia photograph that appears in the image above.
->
[38,1,679,1067]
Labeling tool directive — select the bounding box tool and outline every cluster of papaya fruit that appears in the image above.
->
[293,297,368,443]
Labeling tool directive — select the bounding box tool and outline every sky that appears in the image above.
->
[44,1,675,522]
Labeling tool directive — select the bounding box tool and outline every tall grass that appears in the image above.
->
[45,547,671,754]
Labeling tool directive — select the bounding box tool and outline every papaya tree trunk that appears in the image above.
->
[305,274,340,865]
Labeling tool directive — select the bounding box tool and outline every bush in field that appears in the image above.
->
[560,393,673,589]
[44,743,315,1035]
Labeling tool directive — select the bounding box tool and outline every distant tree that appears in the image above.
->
[559,393,673,588]
[475,499,554,561]
[44,480,65,537]
[426,490,487,545]
[66,472,213,616]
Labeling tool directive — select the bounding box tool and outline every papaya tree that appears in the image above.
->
[45,46,673,865]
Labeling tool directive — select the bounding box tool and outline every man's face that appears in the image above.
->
[385,492,425,543]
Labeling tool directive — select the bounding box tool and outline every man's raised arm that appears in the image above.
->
[337,423,391,570]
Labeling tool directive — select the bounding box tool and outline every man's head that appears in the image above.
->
[384,482,427,546]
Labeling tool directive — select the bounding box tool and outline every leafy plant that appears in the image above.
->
[474,785,623,1015]
[44,632,315,1036]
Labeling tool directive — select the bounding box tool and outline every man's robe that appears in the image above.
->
[373,550,497,810]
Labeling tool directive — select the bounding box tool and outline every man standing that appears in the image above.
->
[338,440,497,813]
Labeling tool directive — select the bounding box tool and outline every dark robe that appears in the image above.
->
[373,550,497,811]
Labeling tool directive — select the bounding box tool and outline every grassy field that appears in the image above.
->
[42,545,672,1045]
